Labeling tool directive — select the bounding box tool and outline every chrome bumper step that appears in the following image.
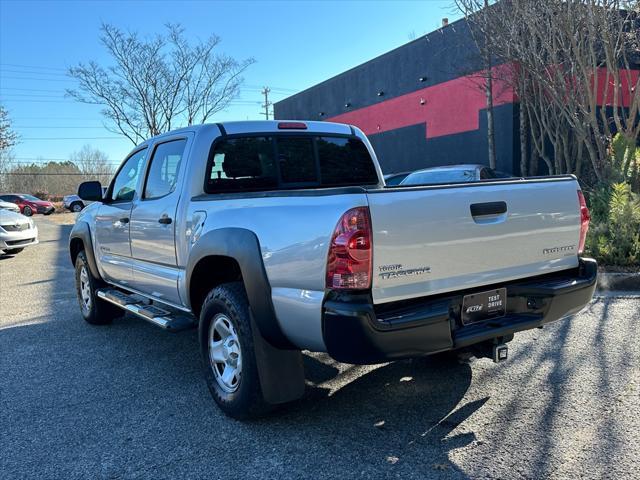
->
[97,289,195,332]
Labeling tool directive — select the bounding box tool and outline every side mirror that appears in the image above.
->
[78,181,104,201]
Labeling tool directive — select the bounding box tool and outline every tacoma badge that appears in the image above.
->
[378,264,431,280]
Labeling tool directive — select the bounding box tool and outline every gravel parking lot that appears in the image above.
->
[1,216,639,479]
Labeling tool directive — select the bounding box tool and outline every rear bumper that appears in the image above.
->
[322,258,597,364]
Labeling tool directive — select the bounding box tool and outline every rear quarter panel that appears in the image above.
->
[186,191,368,350]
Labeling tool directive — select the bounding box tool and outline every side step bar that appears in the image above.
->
[97,288,195,332]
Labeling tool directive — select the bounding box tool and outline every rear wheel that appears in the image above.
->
[74,250,122,325]
[71,202,84,213]
[22,206,32,216]
[199,282,271,419]
[5,248,24,255]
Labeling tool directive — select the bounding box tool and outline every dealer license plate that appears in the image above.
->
[461,288,507,325]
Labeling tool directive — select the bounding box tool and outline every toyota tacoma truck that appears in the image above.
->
[70,120,597,418]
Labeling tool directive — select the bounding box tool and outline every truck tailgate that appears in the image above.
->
[367,177,582,304]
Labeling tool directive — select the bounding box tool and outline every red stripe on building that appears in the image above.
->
[328,65,638,139]
[328,64,516,139]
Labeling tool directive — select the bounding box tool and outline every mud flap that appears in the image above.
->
[251,317,305,405]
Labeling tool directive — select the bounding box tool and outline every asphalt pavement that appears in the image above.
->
[1,216,639,479]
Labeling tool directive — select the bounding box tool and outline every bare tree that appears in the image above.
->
[70,144,115,185]
[0,105,18,152]
[454,0,640,184]
[68,24,254,145]
[454,0,498,168]
[0,105,19,191]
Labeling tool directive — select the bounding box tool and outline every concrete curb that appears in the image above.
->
[596,272,640,292]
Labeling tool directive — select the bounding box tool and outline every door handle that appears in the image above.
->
[118,217,130,224]
[158,215,172,225]
[470,201,507,217]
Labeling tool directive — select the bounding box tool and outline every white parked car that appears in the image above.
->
[399,164,513,186]
[0,208,38,255]
[0,200,20,214]
[63,187,107,212]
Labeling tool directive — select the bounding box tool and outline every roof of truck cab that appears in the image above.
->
[134,120,355,149]
[217,120,353,136]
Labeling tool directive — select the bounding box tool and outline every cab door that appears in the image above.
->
[94,148,147,285]
[128,136,189,305]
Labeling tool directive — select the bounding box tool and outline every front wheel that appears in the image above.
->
[71,202,84,213]
[199,282,271,419]
[74,250,122,325]
[22,206,33,216]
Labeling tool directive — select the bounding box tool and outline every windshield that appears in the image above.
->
[21,194,42,201]
[401,169,476,186]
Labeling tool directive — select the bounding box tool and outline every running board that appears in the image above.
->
[97,289,195,332]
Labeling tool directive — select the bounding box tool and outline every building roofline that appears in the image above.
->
[275,15,469,106]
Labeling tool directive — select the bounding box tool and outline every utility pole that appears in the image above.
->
[261,87,273,120]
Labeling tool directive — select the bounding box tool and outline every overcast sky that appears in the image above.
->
[1,0,458,167]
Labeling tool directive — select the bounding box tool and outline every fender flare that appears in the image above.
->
[186,228,294,350]
[69,220,101,280]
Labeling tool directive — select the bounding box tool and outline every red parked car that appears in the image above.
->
[0,194,55,217]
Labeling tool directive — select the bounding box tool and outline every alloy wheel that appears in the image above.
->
[208,313,242,393]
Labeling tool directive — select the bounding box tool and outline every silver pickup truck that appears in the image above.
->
[70,120,597,418]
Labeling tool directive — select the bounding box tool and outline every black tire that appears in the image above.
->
[199,282,272,419]
[22,206,33,217]
[74,250,123,325]
[70,202,84,213]
[5,248,24,254]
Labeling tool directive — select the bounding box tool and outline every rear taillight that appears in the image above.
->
[577,190,590,255]
[326,207,372,290]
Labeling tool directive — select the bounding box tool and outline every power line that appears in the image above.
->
[0,63,68,71]
[9,160,122,165]
[13,157,70,161]
[0,75,75,83]
[3,172,114,176]
[1,99,83,104]
[0,87,65,93]
[1,68,69,77]
[1,93,68,98]
[19,136,124,140]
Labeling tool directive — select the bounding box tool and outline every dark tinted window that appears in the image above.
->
[205,134,379,194]
[317,137,378,187]
[207,137,277,193]
[144,139,186,199]
[276,137,317,184]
